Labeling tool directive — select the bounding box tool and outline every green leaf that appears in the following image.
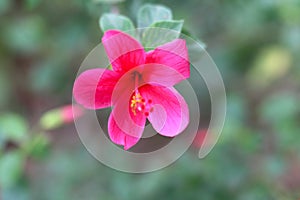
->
[0,151,24,189]
[0,113,28,145]
[142,20,183,49]
[99,13,135,35]
[151,20,183,32]
[137,4,172,28]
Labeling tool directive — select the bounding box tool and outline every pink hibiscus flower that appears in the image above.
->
[73,30,190,150]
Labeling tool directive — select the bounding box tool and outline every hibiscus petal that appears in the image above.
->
[140,84,189,137]
[107,67,147,145]
[146,39,190,79]
[102,30,146,72]
[73,68,120,109]
[108,101,146,150]
[141,64,186,87]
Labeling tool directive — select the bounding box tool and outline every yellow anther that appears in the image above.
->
[130,93,144,115]
[130,92,154,116]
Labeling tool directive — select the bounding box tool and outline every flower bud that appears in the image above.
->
[40,105,84,130]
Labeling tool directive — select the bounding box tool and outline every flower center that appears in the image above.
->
[130,92,153,116]
[130,71,153,116]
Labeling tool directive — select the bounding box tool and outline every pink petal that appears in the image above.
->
[73,68,120,109]
[102,30,146,72]
[108,67,147,143]
[141,63,187,87]
[108,98,146,150]
[108,68,146,150]
[108,114,141,150]
[139,84,189,137]
[146,39,190,79]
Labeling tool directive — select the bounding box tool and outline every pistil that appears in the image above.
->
[130,72,154,116]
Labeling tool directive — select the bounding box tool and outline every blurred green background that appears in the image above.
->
[0,0,300,199]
